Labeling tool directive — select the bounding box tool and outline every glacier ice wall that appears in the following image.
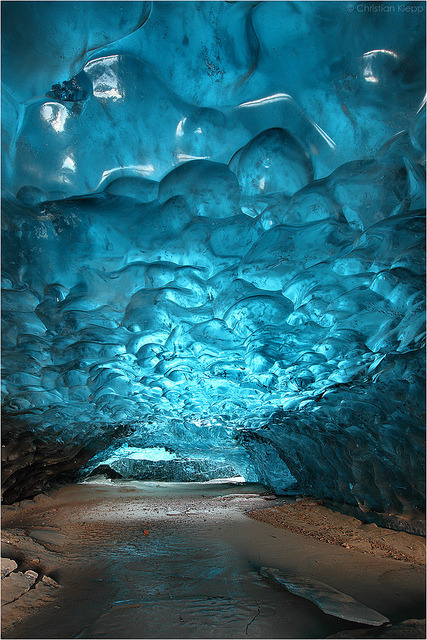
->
[1,1,425,528]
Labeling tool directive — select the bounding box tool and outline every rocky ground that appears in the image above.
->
[327,618,426,638]
[247,498,426,566]
[1,525,62,634]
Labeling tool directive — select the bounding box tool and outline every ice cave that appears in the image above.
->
[1,2,426,639]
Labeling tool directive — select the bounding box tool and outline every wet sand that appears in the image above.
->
[1,480,425,639]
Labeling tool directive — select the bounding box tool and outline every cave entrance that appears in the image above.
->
[86,445,247,484]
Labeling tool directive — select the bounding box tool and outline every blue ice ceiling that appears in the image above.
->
[1,1,426,521]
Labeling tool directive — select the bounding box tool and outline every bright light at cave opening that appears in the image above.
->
[95,444,247,484]
[104,446,177,465]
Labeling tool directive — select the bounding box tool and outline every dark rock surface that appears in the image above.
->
[327,618,426,639]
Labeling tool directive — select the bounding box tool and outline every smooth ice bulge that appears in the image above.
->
[1,1,425,527]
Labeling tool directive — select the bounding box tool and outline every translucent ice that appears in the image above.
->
[230,128,313,197]
[158,161,240,219]
[1,2,425,524]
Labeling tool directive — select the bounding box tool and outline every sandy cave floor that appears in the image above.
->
[1,480,425,639]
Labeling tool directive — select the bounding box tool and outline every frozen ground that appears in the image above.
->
[1,481,425,639]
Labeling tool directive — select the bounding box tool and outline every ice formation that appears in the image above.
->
[260,568,390,625]
[1,1,425,527]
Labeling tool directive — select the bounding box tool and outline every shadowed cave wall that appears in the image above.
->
[1,1,425,533]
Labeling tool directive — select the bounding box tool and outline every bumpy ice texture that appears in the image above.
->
[1,1,425,528]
